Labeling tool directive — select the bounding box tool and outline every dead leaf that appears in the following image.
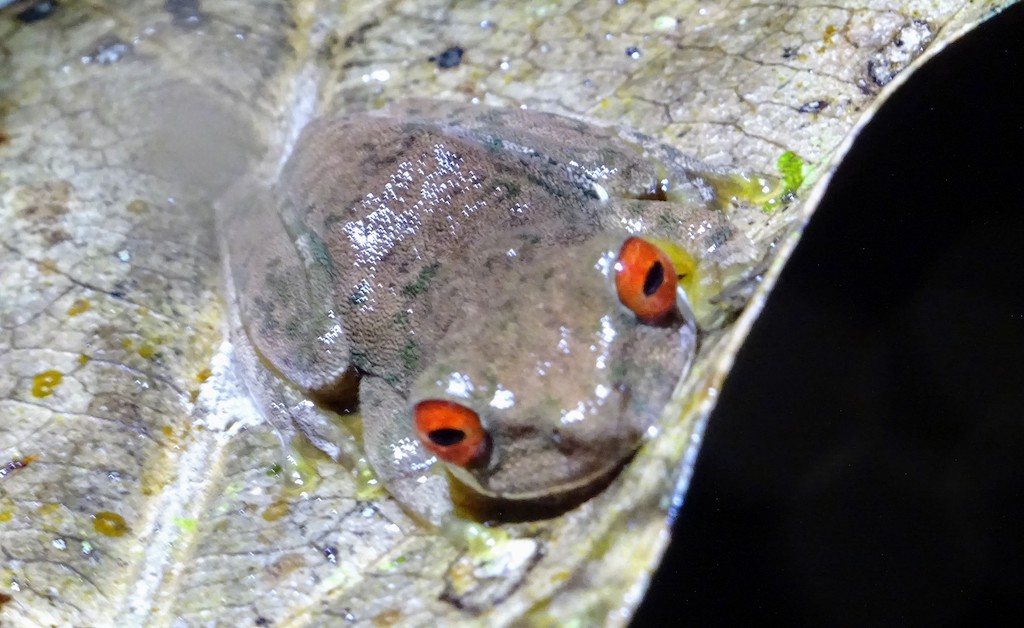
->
[0,0,1017,625]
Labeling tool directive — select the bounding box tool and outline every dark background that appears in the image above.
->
[635,3,1024,626]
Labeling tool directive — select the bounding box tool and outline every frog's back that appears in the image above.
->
[275,111,642,389]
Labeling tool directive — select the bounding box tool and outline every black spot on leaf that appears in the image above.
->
[798,100,830,114]
[430,46,464,69]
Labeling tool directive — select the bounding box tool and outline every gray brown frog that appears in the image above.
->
[219,102,754,527]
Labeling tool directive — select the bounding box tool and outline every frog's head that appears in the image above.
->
[407,233,696,512]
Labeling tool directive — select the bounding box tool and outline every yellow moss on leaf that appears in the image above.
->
[93,511,130,537]
[67,298,91,316]
[32,370,63,398]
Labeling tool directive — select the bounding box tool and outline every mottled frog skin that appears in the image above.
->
[221,102,750,525]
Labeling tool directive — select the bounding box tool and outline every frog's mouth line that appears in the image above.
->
[444,457,632,522]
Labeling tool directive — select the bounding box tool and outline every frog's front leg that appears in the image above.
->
[219,173,353,393]
[360,375,454,527]
[219,175,366,467]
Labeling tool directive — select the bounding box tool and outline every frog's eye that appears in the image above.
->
[413,400,490,468]
[615,237,678,324]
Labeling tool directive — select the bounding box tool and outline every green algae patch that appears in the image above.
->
[286,424,385,500]
[285,435,327,495]
[379,554,409,573]
[703,171,784,209]
[647,236,732,329]
[778,151,806,194]
[173,517,198,533]
[646,236,697,292]
[762,150,806,213]
[442,518,510,556]
[355,459,385,500]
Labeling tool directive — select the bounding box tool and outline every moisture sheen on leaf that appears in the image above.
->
[0,0,1015,626]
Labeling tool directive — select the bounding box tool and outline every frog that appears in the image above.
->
[218,101,754,527]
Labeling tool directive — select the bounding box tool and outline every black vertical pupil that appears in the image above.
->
[643,261,665,296]
[429,428,465,447]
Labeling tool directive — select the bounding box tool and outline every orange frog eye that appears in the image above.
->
[413,400,490,468]
[615,237,678,324]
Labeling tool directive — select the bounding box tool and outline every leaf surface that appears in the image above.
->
[0,0,1015,625]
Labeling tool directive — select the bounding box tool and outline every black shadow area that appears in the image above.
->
[635,4,1024,626]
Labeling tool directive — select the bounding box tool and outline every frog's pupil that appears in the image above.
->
[643,261,664,296]
[429,428,465,447]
